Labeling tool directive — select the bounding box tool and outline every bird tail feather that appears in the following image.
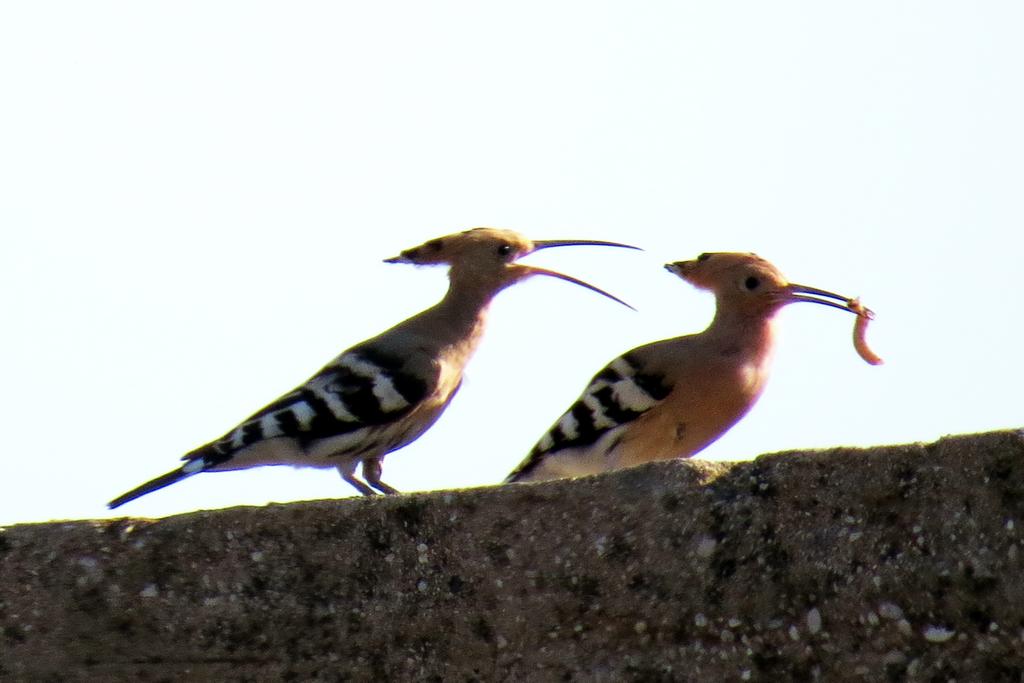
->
[107,465,198,509]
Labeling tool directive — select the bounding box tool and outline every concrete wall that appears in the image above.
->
[3,430,1024,681]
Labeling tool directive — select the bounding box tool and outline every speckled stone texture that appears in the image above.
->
[3,430,1024,681]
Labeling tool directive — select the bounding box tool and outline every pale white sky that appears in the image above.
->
[2,2,1022,524]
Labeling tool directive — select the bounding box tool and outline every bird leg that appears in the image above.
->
[362,458,400,495]
[337,459,376,496]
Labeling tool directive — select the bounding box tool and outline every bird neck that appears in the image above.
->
[436,268,515,323]
[703,305,781,367]
[409,276,498,356]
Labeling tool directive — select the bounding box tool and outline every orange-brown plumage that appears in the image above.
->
[506,252,869,483]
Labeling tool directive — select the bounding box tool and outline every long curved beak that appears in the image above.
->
[518,265,636,310]
[783,283,864,314]
[531,239,642,252]
[522,238,639,309]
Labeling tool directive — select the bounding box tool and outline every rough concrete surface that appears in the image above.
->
[3,430,1024,681]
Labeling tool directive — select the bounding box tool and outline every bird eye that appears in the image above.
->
[496,243,513,257]
[427,239,443,252]
[697,253,711,262]
[744,276,761,291]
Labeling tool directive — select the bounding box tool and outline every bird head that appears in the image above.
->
[385,227,639,308]
[665,252,862,317]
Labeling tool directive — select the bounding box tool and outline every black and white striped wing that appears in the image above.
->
[189,347,435,469]
[507,352,672,481]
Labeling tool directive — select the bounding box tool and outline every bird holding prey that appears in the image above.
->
[506,251,876,484]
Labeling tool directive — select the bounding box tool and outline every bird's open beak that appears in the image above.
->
[514,265,636,310]
[523,238,640,310]
[782,283,866,315]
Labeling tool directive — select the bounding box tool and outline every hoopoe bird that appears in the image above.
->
[108,228,638,509]
[506,251,871,484]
